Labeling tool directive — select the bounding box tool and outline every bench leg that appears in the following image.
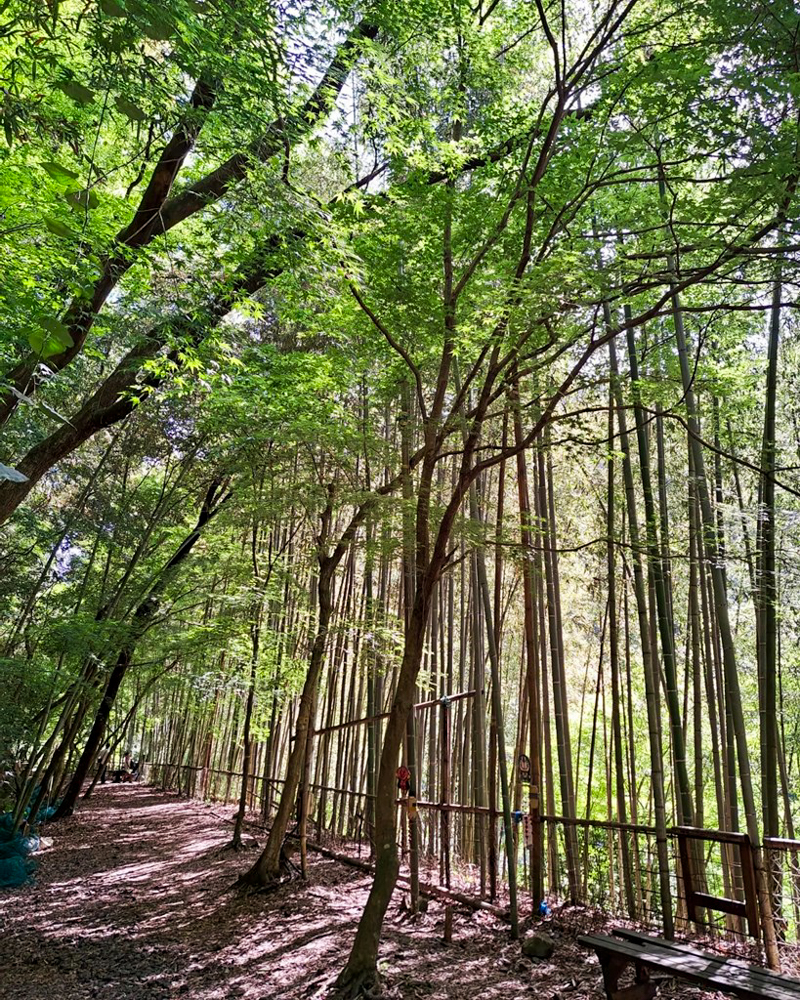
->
[598,951,657,1000]
[599,951,627,995]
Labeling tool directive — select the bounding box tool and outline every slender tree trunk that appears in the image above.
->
[238,553,334,885]
[607,381,636,919]
[662,193,780,966]
[759,270,782,841]
[609,333,673,935]
[52,478,231,820]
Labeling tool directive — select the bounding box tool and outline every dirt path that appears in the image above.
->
[0,785,716,999]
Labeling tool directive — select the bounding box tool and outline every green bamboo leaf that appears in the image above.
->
[41,161,80,183]
[99,0,127,14]
[56,80,96,104]
[45,217,78,239]
[115,97,146,122]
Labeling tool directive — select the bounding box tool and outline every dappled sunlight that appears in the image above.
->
[3,783,749,999]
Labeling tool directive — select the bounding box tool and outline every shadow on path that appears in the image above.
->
[0,783,611,1000]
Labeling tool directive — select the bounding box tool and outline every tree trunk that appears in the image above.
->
[52,477,230,819]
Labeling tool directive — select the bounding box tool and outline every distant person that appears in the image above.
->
[99,745,111,784]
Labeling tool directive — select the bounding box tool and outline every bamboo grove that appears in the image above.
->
[1,0,800,992]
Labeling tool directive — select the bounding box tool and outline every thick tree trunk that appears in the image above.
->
[0,24,377,428]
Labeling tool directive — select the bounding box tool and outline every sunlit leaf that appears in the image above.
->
[31,318,75,359]
[38,317,73,346]
[28,328,67,359]
[45,217,78,239]
[41,161,79,183]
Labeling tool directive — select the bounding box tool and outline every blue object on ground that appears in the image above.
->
[0,812,43,888]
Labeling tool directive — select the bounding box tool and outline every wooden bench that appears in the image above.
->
[579,927,800,1000]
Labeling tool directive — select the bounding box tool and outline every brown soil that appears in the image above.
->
[0,784,726,999]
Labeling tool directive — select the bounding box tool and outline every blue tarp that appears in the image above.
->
[0,799,58,888]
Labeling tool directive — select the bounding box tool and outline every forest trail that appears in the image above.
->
[0,784,726,1000]
[0,784,732,1000]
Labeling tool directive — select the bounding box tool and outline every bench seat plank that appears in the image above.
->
[579,933,800,1000]
[611,929,800,995]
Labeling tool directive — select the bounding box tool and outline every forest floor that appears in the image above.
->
[0,784,730,1000]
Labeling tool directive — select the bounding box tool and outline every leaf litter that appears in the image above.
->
[0,785,733,999]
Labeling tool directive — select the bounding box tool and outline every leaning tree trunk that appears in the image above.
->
[51,478,230,820]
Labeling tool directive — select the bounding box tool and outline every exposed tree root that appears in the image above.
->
[218,837,259,855]
[328,968,381,999]
[230,844,299,892]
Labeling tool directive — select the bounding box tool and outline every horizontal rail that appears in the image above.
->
[312,689,476,736]
[541,814,659,837]
[674,825,749,847]
[764,837,800,852]
[693,893,748,918]
[146,764,763,847]
[415,690,476,710]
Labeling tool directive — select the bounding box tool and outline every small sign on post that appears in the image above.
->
[523,813,534,848]
[518,754,531,784]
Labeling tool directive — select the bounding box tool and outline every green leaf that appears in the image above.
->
[56,80,96,104]
[65,188,99,211]
[28,329,63,359]
[99,0,127,14]
[38,317,73,346]
[115,97,146,122]
[45,217,79,239]
[41,161,79,183]
[31,318,74,359]
[38,401,74,426]
[0,462,28,483]
[143,18,173,40]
